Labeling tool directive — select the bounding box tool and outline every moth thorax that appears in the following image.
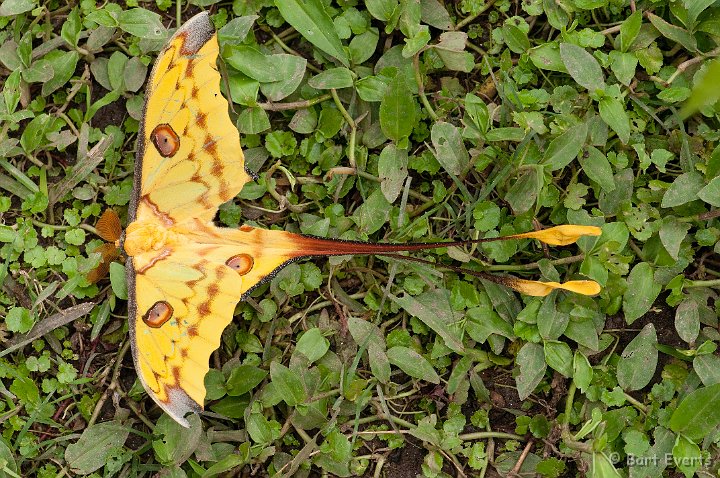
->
[124,221,178,256]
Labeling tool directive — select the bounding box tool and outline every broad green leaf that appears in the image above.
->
[259,55,307,101]
[623,263,661,324]
[659,217,690,260]
[237,107,270,134]
[380,73,416,145]
[609,50,637,86]
[669,383,720,441]
[218,15,258,44]
[387,346,440,383]
[347,316,390,383]
[693,354,720,386]
[675,298,699,344]
[226,46,285,83]
[109,262,127,300]
[617,323,657,391]
[392,290,465,353]
[537,295,568,340]
[41,50,80,97]
[0,0,35,16]
[270,361,306,406]
[65,422,131,474]
[560,43,605,92]
[647,12,697,52]
[619,11,642,52]
[226,365,268,396]
[598,96,630,144]
[542,123,587,171]
[543,340,573,377]
[504,165,542,214]
[366,0,399,23]
[152,414,202,466]
[661,172,704,208]
[296,328,330,362]
[579,146,615,192]
[529,42,567,72]
[421,0,452,30]
[590,453,623,478]
[502,23,530,54]
[117,8,166,40]
[274,0,350,67]
[349,28,379,64]
[573,351,593,391]
[308,67,354,89]
[353,188,391,234]
[516,342,546,400]
[697,176,720,206]
[466,307,515,343]
[431,121,469,176]
[377,143,408,202]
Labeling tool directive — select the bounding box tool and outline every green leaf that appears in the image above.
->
[5,306,34,333]
[42,50,80,96]
[307,67,354,89]
[387,346,440,383]
[117,8,166,40]
[675,299,700,344]
[227,47,286,83]
[623,262,661,324]
[392,290,465,353]
[598,96,630,144]
[270,361,306,406]
[226,364,268,396]
[698,176,720,206]
[296,328,330,362]
[152,414,202,466]
[661,172,704,208]
[504,165,542,214]
[259,55,308,101]
[431,122,469,176]
[669,383,720,441]
[380,73,416,145]
[528,42,567,72]
[109,261,128,300]
[609,50,637,86]
[65,422,131,474]
[0,437,17,477]
[647,12,697,52]
[236,107,270,134]
[693,354,720,386]
[377,143,408,202]
[659,217,690,260]
[542,123,587,171]
[366,0,399,23]
[402,25,431,58]
[543,340,573,377]
[579,146,615,192]
[516,342,546,400]
[353,188,391,234]
[218,15,258,44]
[274,0,350,67]
[573,351,593,391]
[466,307,515,342]
[560,43,605,92]
[619,11,642,52]
[617,323,657,391]
[0,0,35,16]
